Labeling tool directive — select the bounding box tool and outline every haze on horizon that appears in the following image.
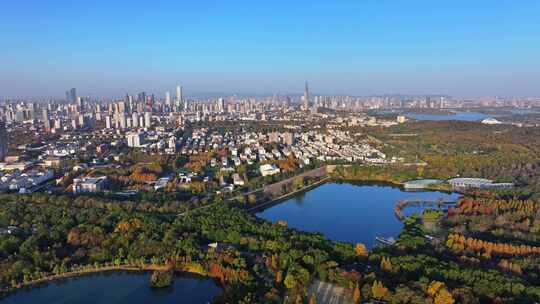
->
[1,0,540,98]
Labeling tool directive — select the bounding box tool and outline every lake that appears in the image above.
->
[406,111,490,121]
[256,182,460,248]
[0,272,221,304]
[376,108,540,122]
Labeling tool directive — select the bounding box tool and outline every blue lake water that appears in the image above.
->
[508,108,540,115]
[381,108,540,122]
[406,111,490,121]
[0,272,220,304]
[256,182,460,248]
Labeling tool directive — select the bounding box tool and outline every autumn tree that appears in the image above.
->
[371,280,389,300]
[434,288,455,304]
[355,243,368,258]
[353,283,361,303]
[380,257,393,272]
[428,281,455,304]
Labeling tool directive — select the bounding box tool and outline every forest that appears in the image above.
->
[3,191,540,303]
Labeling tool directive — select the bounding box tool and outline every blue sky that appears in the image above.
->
[1,1,540,97]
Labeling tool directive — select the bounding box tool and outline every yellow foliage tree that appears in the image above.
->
[428,281,455,304]
[355,243,368,258]
[371,280,389,300]
[380,257,393,272]
[353,283,361,303]
[434,288,455,304]
[427,281,444,297]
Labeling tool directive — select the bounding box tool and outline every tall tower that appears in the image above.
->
[176,85,183,109]
[42,108,51,132]
[0,122,8,161]
[303,81,310,109]
[69,88,77,103]
[137,92,146,103]
[165,91,171,106]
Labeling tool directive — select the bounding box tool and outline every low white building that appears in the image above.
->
[447,177,513,189]
[0,169,54,192]
[481,118,502,125]
[154,177,171,190]
[73,176,107,193]
[260,164,280,177]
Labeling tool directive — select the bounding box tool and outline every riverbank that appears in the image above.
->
[248,176,332,213]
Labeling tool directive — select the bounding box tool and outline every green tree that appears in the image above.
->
[284,272,297,289]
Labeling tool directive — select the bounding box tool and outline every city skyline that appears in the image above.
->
[2,82,540,102]
[2,1,540,97]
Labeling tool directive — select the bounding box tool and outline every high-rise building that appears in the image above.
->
[0,122,7,161]
[165,91,171,106]
[132,112,139,128]
[176,85,183,110]
[118,114,127,129]
[137,92,147,103]
[218,98,225,113]
[76,96,84,110]
[303,81,310,109]
[68,88,77,103]
[144,112,152,128]
[118,101,126,113]
[78,114,86,128]
[105,115,112,129]
[42,109,51,132]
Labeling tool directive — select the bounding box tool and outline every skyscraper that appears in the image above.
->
[137,92,147,103]
[105,115,112,129]
[70,88,77,103]
[132,112,139,128]
[176,85,183,110]
[65,88,77,103]
[303,81,310,109]
[218,98,225,113]
[144,112,152,128]
[165,91,171,106]
[42,109,51,132]
[0,122,8,161]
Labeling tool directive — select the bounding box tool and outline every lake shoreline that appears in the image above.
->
[256,180,460,248]
[0,264,223,301]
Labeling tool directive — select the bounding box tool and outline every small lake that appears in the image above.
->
[0,272,221,304]
[256,182,460,248]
